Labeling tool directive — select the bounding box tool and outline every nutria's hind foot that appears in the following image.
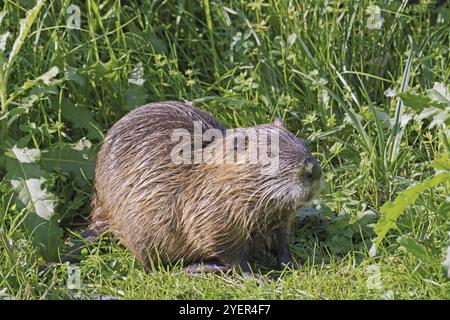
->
[183,260,229,275]
[183,261,266,285]
[183,260,266,283]
[183,260,253,275]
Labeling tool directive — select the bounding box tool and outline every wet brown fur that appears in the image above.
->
[90,101,322,271]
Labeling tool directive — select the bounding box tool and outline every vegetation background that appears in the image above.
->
[0,0,449,299]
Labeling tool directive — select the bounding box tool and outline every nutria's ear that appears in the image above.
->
[273,117,285,128]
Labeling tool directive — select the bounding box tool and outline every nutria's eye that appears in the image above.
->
[303,157,322,180]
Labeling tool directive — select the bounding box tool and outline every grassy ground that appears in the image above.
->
[0,0,449,299]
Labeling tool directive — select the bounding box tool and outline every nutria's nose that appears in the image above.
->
[304,157,322,181]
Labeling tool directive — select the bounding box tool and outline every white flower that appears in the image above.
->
[366,5,384,30]
[384,88,397,97]
[72,137,92,151]
[319,89,330,107]
[366,5,381,16]
[367,14,384,30]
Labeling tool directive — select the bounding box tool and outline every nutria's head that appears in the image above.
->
[250,118,323,210]
[197,117,323,212]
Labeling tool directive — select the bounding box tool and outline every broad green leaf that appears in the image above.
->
[427,82,450,106]
[23,66,59,88]
[36,66,59,85]
[5,146,55,220]
[10,67,63,104]
[147,33,168,54]
[22,212,63,261]
[415,106,449,129]
[41,142,97,185]
[60,98,103,140]
[373,171,450,249]
[397,235,432,264]
[430,153,450,171]
[397,92,431,110]
[4,144,63,260]
[64,65,85,87]
[429,108,449,129]
[3,94,39,122]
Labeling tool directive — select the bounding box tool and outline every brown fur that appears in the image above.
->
[90,101,322,271]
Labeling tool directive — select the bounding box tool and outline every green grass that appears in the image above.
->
[0,0,449,299]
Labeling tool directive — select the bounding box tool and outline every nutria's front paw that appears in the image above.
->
[276,255,298,270]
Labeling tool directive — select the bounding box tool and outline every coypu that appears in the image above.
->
[88,101,323,273]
